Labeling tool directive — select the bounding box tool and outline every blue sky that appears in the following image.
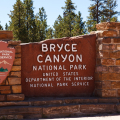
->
[0,0,120,29]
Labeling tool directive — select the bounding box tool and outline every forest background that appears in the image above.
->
[0,0,120,43]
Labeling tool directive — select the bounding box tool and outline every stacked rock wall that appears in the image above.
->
[91,22,120,97]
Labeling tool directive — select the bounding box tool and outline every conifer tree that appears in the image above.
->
[0,22,3,30]
[102,0,119,22]
[0,25,3,30]
[72,11,86,36]
[62,0,76,37]
[87,0,119,32]
[46,27,53,39]
[39,7,47,41]
[54,0,86,38]
[86,0,105,32]
[23,0,35,42]
[5,23,8,30]
[53,15,64,38]
[35,7,47,41]
[88,0,105,23]
[9,0,27,42]
[86,13,97,32]
[31,19,37,42]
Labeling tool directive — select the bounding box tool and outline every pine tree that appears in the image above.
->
[23,0,35,42]
[86,13,97,32]
[53,15,64,38]
[86,0,106,32]
[72,11,86,36]
[0,22,3,30]
[89,0,105,23]
[86,0,105,32]
[102,0,119,22]
[9,0,27,42]
[54,0,86,38]
[0,25,3,30]
[35,7,47,41]
[61,0,76,37]
[5,23,8,30]
[46,27,53,39]
[39,7,47,41]
[87,0,119,32]
[31,19,37,42]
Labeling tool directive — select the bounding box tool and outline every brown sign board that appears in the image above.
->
[21,34,96,97]
[0,41,15,84]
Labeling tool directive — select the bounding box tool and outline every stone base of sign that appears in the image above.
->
[91,22,120,97]
[0,97,120,119]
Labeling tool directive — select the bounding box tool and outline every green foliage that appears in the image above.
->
[89,0,104,23]
[0,25,3,30]
[7,0,119,41]
[5,23,8,30]
[46,27,54,39]
[72,11,86,36]
[53,0,86,38]
[8,0,27,42]
[101,0,119,22]
[62,0,76,37]
[87,0,119,32]
[9,0,49,42]
[86,13,97,32]
[110,17,118,22]
[53,15,65,38]
[86,0,104,32]
[23,0,35,42]
[35,7,47,41]
[0,21,3,30]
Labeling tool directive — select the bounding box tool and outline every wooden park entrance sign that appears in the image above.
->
[21,34,96,97]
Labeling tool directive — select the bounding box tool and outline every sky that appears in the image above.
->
[0,0,120,29]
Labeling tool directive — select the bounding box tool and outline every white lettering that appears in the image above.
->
[69,54,75,62]
[50,44,55,52]
[42,44,48,52]
[45,55,52,63]
[61,55,67,62]
[76,54,82,62]
[72,44,77,52]
[57,44,63,52]
[64,44,70,52]
[53,55,59,62]
[37,55,43,63]
[33,66,37,71]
